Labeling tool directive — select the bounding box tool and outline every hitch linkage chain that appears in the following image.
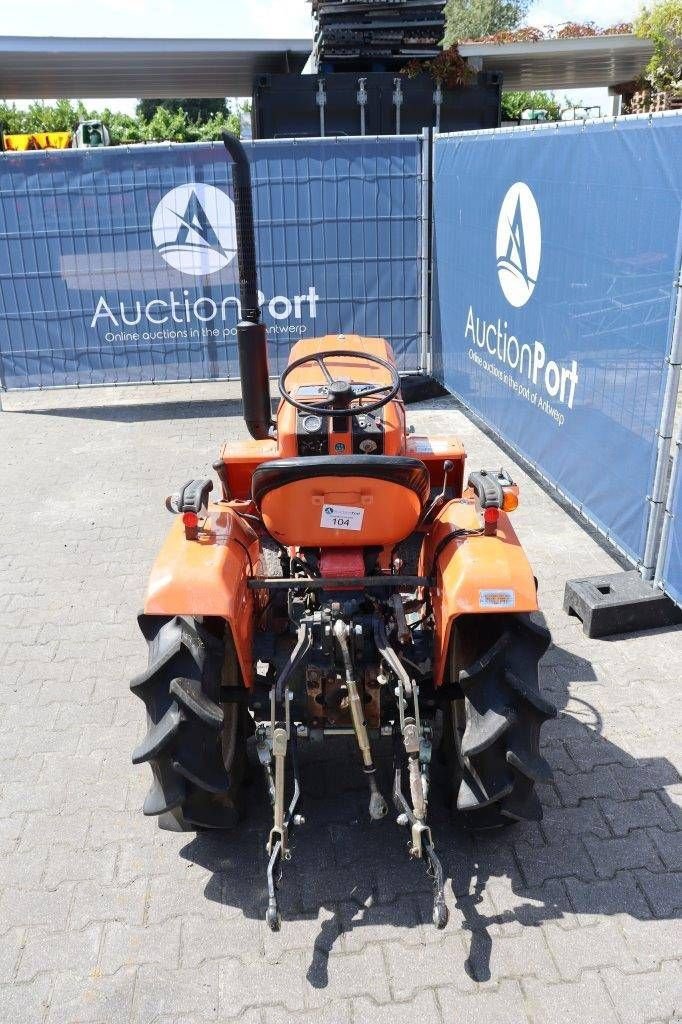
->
[257,683,304,932]
[256,612,448,931]
[390,637,449,930]
[257,621,313,930]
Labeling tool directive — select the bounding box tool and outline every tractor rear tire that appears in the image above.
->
[443,613,556,831]
[131,614,249,832]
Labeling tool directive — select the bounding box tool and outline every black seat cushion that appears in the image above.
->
[252,455,431,508]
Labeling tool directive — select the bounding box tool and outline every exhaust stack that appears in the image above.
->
[223,132,273,440]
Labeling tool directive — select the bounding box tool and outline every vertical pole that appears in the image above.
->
[419,127,432,376]
[357,77,367,136]
[393,78,403,136]
[642,259,682,579]
[433,84,443,134]
[0,347,6,411]
[316,78,326,138]
[654,417,682,589]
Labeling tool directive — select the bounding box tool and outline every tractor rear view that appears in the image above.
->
[130,134,555,931]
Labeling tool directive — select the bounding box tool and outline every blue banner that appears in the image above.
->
[432,114,682,563]
[0,136,423,389]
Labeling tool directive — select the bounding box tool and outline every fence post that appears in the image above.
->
[419,127,432,376]
[653,419,681,590]
[641,255,682,579]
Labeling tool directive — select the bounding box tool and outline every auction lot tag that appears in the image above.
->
[479,589,515,608]
[320,504,364,531]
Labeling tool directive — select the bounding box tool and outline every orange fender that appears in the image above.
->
[143,504,259,687]
[420,500,539,686]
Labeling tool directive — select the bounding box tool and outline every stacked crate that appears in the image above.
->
[310,0,447,68]
[626,88,682,113]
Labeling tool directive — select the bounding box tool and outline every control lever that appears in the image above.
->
[420,460,455,525]
[165,478,214,540]
[165,478,213,515]
[467,469,514,537]
[467,469,506,509]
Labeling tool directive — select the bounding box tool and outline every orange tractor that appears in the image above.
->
[131,135,555,930]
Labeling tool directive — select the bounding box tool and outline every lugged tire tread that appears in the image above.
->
[447,614,555,831]
[132,703,185,764]
[131,614,247,831]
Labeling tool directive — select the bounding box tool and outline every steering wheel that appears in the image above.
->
[278,349,401,417]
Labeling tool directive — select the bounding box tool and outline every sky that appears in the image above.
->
[3,0,642,115]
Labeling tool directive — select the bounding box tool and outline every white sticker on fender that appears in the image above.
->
[479,589,516,608]
[320,504,364,531]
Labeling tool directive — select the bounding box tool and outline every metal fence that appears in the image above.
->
[0,133,427,390]
[432,112,682,576]
[2,117,682,607]
[654,270,682,605]
[655,420,682,606]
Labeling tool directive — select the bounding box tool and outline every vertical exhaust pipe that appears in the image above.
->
[223,132,273,440]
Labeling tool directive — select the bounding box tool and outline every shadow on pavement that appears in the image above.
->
[179,638,680,988]
[14,398,246,422]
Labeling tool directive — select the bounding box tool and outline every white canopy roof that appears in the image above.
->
[459,34,654,91]
[0,33,655,100]
[0,36,312,99]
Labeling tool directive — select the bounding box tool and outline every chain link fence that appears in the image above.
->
[0,134,427,391]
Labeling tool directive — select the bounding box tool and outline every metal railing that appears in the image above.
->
[0,133,429,393]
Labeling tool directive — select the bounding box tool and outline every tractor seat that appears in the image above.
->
[252,455,430,547]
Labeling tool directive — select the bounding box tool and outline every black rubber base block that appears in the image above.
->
[564,570,682,638]
[399,373,448,405]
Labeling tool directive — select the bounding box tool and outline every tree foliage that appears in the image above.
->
[501,90,561,121]
[635,1,682,92]
[136,97,228,122]
[444,0,531,45]
[0,98,243,143]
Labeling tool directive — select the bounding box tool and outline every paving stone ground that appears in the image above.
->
[1,381,680,1024]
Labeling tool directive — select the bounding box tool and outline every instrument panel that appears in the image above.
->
[296,407,385,456]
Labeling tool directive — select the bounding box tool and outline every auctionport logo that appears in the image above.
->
[462,179,578,423]
[152,183,237,276]
[495,182,541,308]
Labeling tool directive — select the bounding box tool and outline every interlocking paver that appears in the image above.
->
[600,792,678,836]
[522,971,620,1024]
[353,990,439,1024]
[180,911,261,965]
[48,967,137,1023]
[1,384,680,1024]
[305,943,393,1008]
[553,765,625,805]
[514,839,596,887]
[384,934,476,999]
[133,963,220,1024]
[648,826,682,870]
[583,830,665,879]
[563,870,652,922]
[0,884,75,930]
[16,923,102,983]
[0,975,53,1024]
[619,916,682,964]
[634,869,682,917]
[264,1001,352,1024]
[68,877,148,930]
[218,952,308,1016]
[543,919,639,979]
[99,917,182,974]
[437,979,530,1024]
[601,962,682,1024]
[0,927,25,984]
